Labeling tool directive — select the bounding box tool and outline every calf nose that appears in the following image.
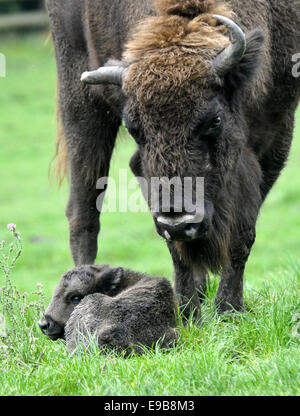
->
[38,321,49,332]
[38,316,64,340]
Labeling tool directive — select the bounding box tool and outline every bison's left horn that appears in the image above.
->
[81,66,125,86]
[213,15,246,76]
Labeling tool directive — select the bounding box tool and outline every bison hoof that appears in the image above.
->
[215,299,246,315]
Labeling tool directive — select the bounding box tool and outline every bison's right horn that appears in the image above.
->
[213,15,246,77]
[81,66,125,86]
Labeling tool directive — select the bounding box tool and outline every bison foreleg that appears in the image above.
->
[66,169,102,266]
[63,108,120,266]
[215,265,246,314]
[193,264,209,303]
[216,228,256,313]
[168,245,202,324]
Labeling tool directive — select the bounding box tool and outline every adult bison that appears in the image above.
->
[46,0,300,321]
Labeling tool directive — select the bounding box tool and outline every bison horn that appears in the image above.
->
[213,15,246,76]
[81,66,125,86]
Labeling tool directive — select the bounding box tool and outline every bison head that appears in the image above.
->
[39,265,124,340]
[81,3,264,268]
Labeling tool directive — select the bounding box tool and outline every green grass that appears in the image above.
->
[0,33,299,396]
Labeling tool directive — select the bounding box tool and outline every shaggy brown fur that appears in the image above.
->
[154,0,230,17]
[123,3,233,99]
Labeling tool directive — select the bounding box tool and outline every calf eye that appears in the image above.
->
[71,296,82,305]
[204,116,222,136]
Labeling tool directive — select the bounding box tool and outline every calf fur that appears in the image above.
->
[39,265,178,353]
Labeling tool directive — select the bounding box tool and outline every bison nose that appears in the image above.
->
[156,214,207,241]
[155,200,214,242]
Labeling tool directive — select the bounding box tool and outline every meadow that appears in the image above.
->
[0,33,299,396]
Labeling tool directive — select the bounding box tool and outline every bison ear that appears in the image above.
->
[223,29,265,95]
[91,265,124,296]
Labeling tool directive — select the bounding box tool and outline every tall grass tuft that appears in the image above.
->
[0,224,46,365]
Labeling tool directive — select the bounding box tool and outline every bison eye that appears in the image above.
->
[204,116,222,136]
[71,296,82,305]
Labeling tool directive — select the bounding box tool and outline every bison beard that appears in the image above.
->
[46,0,300,322]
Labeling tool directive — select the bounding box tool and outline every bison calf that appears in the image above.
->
[39,265,178,354]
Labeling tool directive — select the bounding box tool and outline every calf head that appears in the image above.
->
[39,265,124,340]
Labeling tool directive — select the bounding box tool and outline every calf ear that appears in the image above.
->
[91,266,124,296]
[224,29,265,95]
